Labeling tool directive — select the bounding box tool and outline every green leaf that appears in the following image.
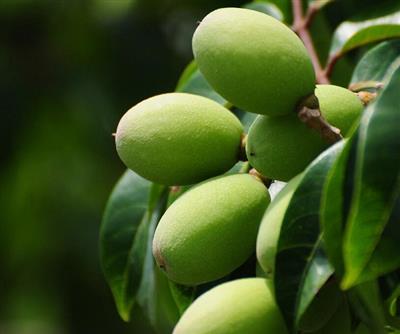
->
[274,142,344,331]
[168,282,196,316]
[351,39,400,89]
[308,0,332,10]
[342,67,400,289]
[329,11,400,58]
[348,280,387,334]
[294,239,334,328]
[175,62,258,131]
[136,191,181,334]
[320,136,357,278]
[175,61,226,105]
[263,0,291,23]
[100,170,154,321]
[233,108,258,132]
[243,1,283,21]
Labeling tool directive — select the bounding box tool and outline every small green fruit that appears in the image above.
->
[192,7,315,116]
[246,85,363,181]
[153,174,270,285]
[315,84,364,134]
[173,278,288,334]
[115,93,243,185]
[256,174,303,277]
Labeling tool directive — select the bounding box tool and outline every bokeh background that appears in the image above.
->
[0,0,392,333]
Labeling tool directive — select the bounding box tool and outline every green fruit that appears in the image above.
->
[153,174,270,285]
[115,93,243,185]
[246,85,363,181]
[256,174,303,277]
[173,278,288,334]
[298,281,342,332]
[192,7,315,116]
[315,84,364,134]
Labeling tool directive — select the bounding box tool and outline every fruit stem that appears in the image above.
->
[356,91,377,106]
[297,94,343,143]
[249,168,272,188]
[291,0,330,84]
[323,52,340,79]
[348,81,384,92]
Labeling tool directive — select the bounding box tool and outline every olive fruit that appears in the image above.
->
[193,7,315,116]
[246,85,363,181]
[115,93,243,185]
[153,174,270,285]
[173,278,288,334]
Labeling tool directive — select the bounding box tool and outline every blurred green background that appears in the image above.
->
[0,0,390,333]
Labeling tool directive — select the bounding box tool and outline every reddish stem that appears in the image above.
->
[291,0,330,84]
[324,52,340,79]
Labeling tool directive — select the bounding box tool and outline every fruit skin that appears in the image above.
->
[246,85,363,181]
[115,93,243,185]
[153,174,270,285]
[173,278,288,334]
[315,84,364,134]
[193,7,315,116]
[256,174,303,277]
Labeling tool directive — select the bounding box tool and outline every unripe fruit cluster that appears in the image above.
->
[114,7,363,334]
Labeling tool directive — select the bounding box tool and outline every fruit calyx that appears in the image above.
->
[296,93,343,144]
[249,168,272,187]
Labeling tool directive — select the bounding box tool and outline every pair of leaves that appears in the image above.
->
[350,39,400,91]
[329,8,400,62]
[321,65,400,290]
[273,142,344,331]
[273,50,400,330]
[100,171,193,332]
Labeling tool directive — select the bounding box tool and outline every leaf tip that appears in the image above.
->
[117,307,131,322]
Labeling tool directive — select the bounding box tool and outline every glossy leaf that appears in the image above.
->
[320,136,357,278]
[136,191,181,334]
[274,142,344,330]
[243,1,283,21]
[342,67,400,289]
[308,0,332,10]
[329,11,400,58]
[263,0,291,22]
[294,238,334,328]
[100,170,153,321]
[348,280,387,334]
[168,282,196,316]
[232,108,257,132]
[175,61,226,105]
[350,39,400,89]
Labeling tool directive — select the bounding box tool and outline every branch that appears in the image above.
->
[297,95,343,143]
[323,52,341,79]
[291,0,330,84]
[303,2,319,29]
[290,1,344,143]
